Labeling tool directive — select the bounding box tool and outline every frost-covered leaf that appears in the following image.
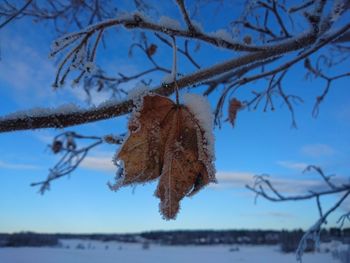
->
[156,106,213,219]
[112,94,216,220]
[113,95,173,187]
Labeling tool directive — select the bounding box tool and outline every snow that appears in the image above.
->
[0,96,126,125]
[84,61,97,74]
[127,83,149,100]
[162,74,175,84]
[50,32,84,57]
[329,0,346,23]
[0,239,339,263]
[116,11,134,21]
[192,20,203,32]
[158,16,181,30]
[182,93,215,162]
[210,29,236,45]
[0,104,80,121]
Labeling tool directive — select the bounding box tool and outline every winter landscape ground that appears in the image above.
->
[0,239,344,263]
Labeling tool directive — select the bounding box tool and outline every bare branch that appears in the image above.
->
[337,211,350,228]
[304,58,350,116]
[304,165,337,190]
[0,0,33,30]
[175,0,195,32]
[155,33,200,69]
[30,131,124,194]
[288,1,315,14]
[31,131,104,193]
[247,164,350,260]
[296,190,350,261]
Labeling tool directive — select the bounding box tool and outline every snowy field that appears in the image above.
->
[0,239,340,263]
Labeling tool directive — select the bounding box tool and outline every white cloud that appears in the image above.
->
[214,171,256,188]
[77,155,344,197]
[0,160,40,170]
[80,155,115,172]
[0,33,56,106]
[277,161,308,171]
[0,27,93,109]
[214,171,328,195]
[301,144,335,158]
[0,22,144,116]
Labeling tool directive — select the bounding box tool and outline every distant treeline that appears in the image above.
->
[0,232,59,247]
[0,228,349,249]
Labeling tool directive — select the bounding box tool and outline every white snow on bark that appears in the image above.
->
[159,16,181,30]
[0,104,80,121]
[192,20,203,32]
[162,74,175,84]
[127,82,149,100]
[211,29,235,43]
[182,93,215,162]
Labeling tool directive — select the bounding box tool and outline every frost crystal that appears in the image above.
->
[192,20,203,32]
[108,160,125,191]
[159,16,181,30]
[330,0,346,23]
[127,82,149,100]
[211,29,234,43]
[0,104,80,121]
[84,61,96,74]
[162,74,175,84]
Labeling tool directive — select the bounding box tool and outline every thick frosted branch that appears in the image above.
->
[62,12,262,52]
[1,23,350,133]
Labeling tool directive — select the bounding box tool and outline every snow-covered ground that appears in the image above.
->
[0,239,339,263]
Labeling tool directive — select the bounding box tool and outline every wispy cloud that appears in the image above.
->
[215,171,256,188]
[78,155,343,196]
[0,32,56,106]
[80,155,115,172]
[0,160,40,170]
[214,171,329,195]
[0,27,96,109]
[301,144,335,158]
[277,161,308,171]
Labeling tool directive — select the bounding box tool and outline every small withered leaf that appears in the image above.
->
[113,94,215,219]
[146,44,157,56]
[228,98,244,127]
[51,140,63,154]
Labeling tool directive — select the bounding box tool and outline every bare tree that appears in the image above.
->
[1,0,350,259]
[247,165,350,260]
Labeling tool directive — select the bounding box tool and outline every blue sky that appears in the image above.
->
[0,1,350,233]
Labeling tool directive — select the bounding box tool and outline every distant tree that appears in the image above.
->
[4,232,59,247]
[280,229,314,253]
[1,0,350,260]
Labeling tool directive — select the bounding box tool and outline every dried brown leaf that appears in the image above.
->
[146,44,157,56]
[115,95,173,187]
[155,107,212,219]
[227,98,243,127]
[113,94,215,220]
